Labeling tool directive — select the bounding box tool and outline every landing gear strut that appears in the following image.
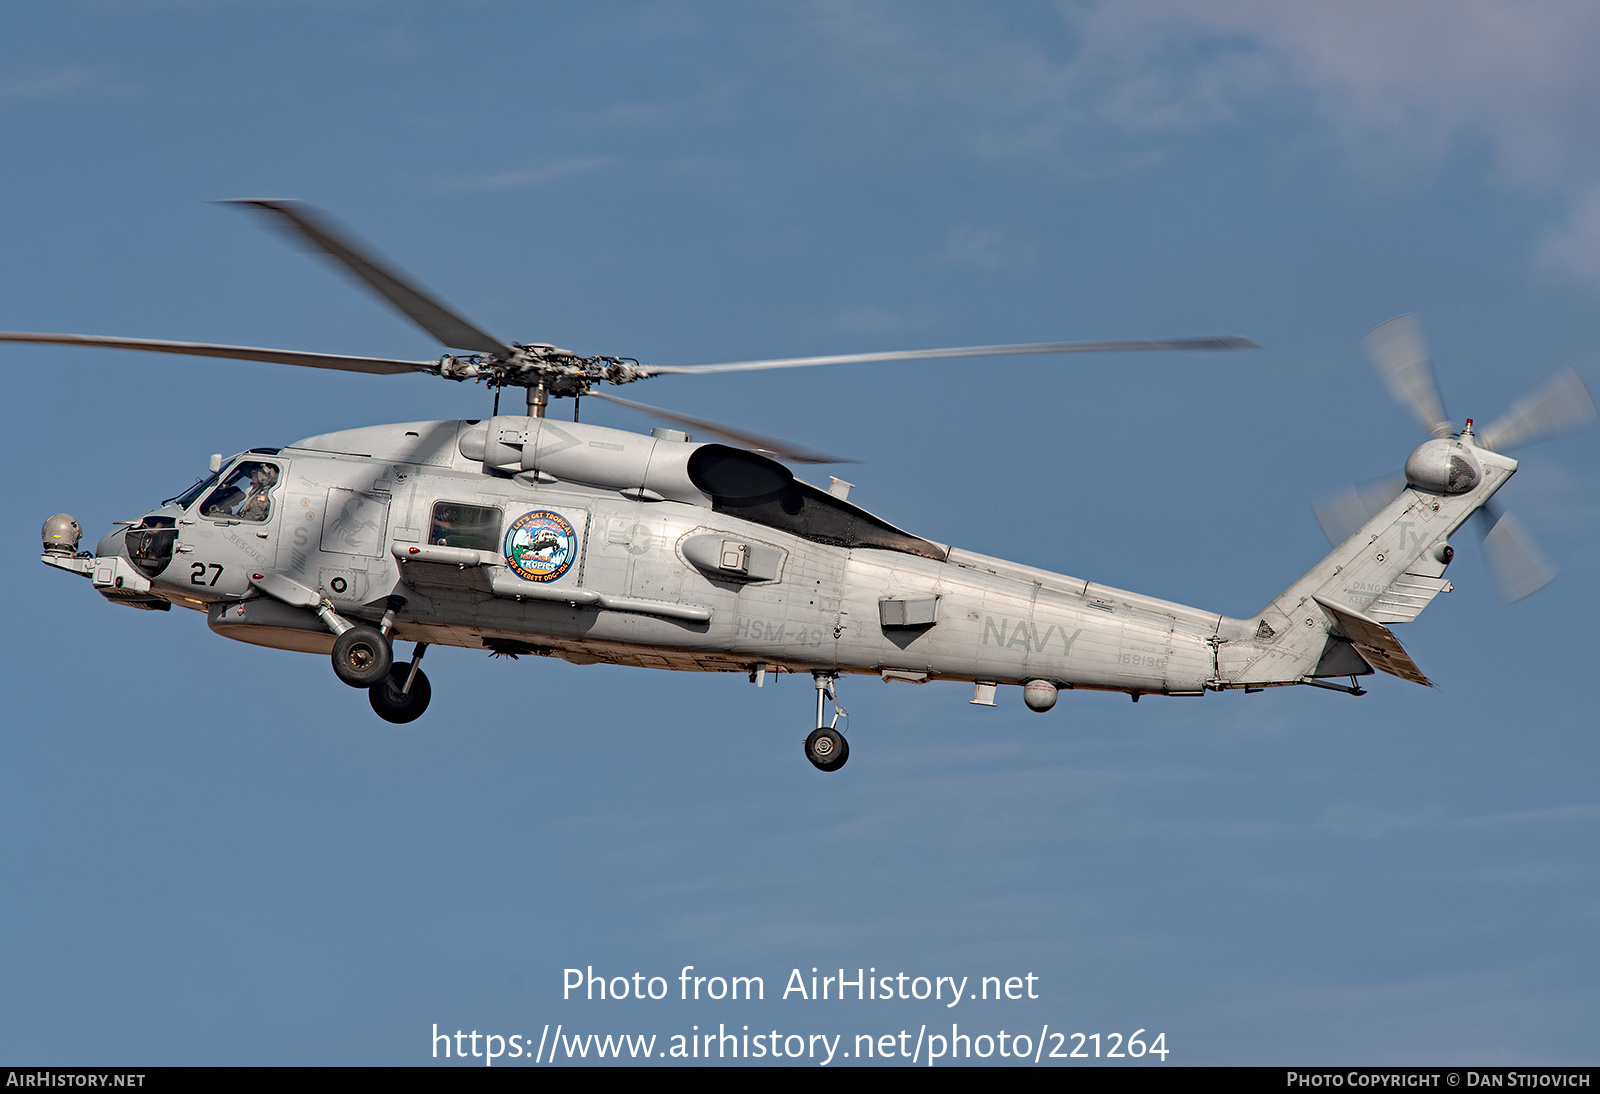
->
[369,642,432,723]
[804,671,849,772]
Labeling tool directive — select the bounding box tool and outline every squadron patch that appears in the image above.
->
[505,510,577,583]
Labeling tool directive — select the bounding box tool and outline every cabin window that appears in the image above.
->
[429,502,502,552]
[199,461,281,522]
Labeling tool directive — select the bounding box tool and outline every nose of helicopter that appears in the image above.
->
[41,512,172,609]
[41,510,132,565]
[94,524,131,560]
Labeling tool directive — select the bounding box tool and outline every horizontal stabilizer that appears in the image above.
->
[1311,595,1432,687]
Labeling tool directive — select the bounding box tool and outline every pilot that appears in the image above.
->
[205,485,243,516]
[237,465,278,521]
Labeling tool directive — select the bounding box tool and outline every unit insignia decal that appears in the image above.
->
[505,510,577,583]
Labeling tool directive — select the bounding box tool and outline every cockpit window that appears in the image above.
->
[200,461,281,522]
[166,470,223,510]
[430,502,502,551]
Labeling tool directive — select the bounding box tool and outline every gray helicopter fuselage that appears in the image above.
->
[92,417,1227,697]
[23,202,1580,760]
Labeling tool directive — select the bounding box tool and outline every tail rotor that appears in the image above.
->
[1475,500,1558,604]
[1361,313,1453,439]
[1478,367,1597,453]
[1312,314,1596,603]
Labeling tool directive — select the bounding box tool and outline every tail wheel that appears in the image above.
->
[804,727,849,772]
[369,663,432,724]
[332,625,391,688]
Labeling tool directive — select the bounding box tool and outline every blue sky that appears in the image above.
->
[3,2,1598,1065]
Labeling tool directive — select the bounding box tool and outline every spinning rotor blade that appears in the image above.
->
[1475,500,1557,603]
[586,390,849,465]
[1479,368,1598,452]
[227,200,516,359]
[1363,314,1452,438]
[1311,474,1407,545]
[0,331,437,376]
[642,336,1259,376]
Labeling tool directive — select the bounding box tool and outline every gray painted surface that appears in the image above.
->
[48,415,1513,711]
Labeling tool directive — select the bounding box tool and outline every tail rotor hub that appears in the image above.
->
[1404,437,1482,495]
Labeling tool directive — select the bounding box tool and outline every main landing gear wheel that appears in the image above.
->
[332,625,391,688]
[369,662,432,724]
[804,727,849,772]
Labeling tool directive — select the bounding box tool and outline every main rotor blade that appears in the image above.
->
[641,336,1260,376]
[227,200,516,359]
[1475,500,1557,604]
[585,390,849,465]
[0,331,438,376]
[1362,314,1452,438]
[1479,367,1598,452]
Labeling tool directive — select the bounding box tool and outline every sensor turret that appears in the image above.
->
[42,514,82,556]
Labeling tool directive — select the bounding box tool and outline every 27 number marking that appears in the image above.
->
[190,562,223,586]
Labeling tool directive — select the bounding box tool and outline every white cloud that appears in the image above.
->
[0,66,127,103]
[370,23,422,62]
[1538,189,1600,286]
[804,305,937,337]
[1085,0,1600,189]
[1468,861,1584,884]
[797,1,1600,290]
[1321,801,1444,839]
[453,157,611,192]
[940,224,1034,271]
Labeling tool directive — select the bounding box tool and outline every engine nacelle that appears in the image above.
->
[460,416,710,503]
[1404,438,1480,495]
[460,417,799,508]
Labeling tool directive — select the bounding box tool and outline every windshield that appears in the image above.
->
[200,461,281,521]
[165,470,224,510]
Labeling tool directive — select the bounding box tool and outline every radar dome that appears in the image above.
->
[1023,680,1058,712]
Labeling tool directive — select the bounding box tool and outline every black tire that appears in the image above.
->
[332,625,391,688]
[368,663,432,724]
[804,727,850,772]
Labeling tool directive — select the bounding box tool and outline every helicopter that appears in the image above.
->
[14,202,1596,771]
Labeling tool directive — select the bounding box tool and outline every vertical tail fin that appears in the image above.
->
[1214,444,1517,688]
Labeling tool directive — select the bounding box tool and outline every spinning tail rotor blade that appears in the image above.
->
[1363,314,1452,438]
[226,200,516,359]
[0,331,438,375]
[586,390,849,465]
[1310,474,1408,545]
[1479,368,1598,452]
[641,336,1259,376]
[1475,500,1557,603]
